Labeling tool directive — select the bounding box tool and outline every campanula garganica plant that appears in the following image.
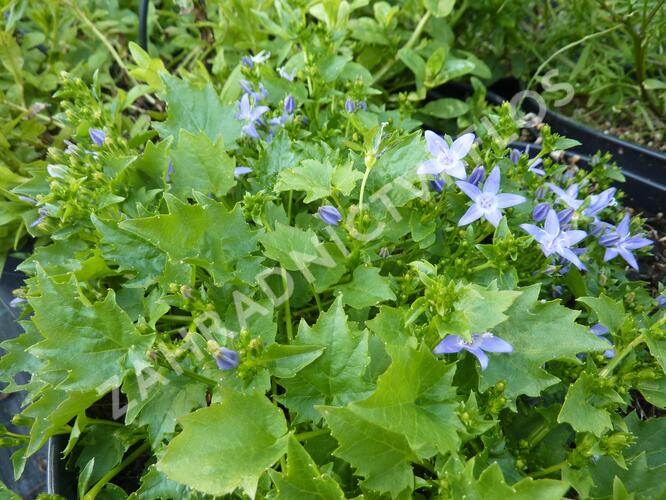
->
[0,1,665,499]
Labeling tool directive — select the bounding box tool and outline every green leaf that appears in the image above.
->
[0,480,21,500]
[350,345,463,457]
[480,285,609,404]
[120,193,259,285]
[22,387,100,457]
[258,133,302,176]
[586,452,666,499]
[280,298,372,422]
[421,98,469,119]
[28,269,154,394]
[332,160,364,195]
[637,377,666,408]
[366,306,415,346]
[0,31,23,88]
[260,344,326,378]
[0,325,44,393]
[552,137,581,150]
[123,139,171,190]
[349,17,390,45]
[157,389,288,497]
[557,373,623,436]
[155,75,242,146]
[424,0,456,17]
[578,294,625,332]
[130,465,202,500]
[398,48,426,87]
[275,159,333,203]
[128,41,167,92]
[366,135,428,209]
[425,47,448,83]
[318,405,416,497]
[437,57,476,85]
[334,266,396,309]
[643,78,666,90]
[442,458,569,499]
[269,435,345,499]
[92,216,166,288]
[260,222,320,272]
[123,370,207,447]
[437,283,520,337]
[169,130,236,199]
[75,425,128,485]
[644,329,666,374]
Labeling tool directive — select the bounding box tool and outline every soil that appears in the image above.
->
[634,210,666,292]
[552,95,666,154]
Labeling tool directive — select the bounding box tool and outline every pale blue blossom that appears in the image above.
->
[277,66,295,81]
[520,208,588,270]
[548,182,583,209]
[599,214,652,270]
[433,332,513,370]
[241,50,270,68]
[236,94,270,139]
[583,187,617,218]
[234,166,253,177]
[456,166,526,227]
[418,131,474,180]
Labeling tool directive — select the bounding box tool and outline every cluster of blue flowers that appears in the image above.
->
[419,132,653,273]
[235,51,297,141]
[417,131,655,370]
[344,97,367,113]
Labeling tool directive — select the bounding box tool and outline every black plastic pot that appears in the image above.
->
[47,435,76,499]
[487,79,666,213]
[0,257,53,497]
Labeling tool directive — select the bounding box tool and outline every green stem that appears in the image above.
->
[83,442,150,500]
[311,287,322,312]
[287,191,293,224]
[626,7,665,119]
[180,367,219,387]
[1,100,66,128]
[526,25,622,95]
[358,165,371,215]
[372,11,432,85]
[599,333,646,378]
[449,0,469,28]
[470,261,494,273]
[281,267,293,342]
[3,431,29,440]
[528,460,566,478]
[161,314,193,323]
[84,417,123,427]
[294,428,329,441]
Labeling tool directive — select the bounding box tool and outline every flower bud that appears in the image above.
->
[532,202,550,221]
[284,95,295,114]
[557,208,574,224]
[468,166,485,186]
[345,97,355,113]
[318,205,342,226]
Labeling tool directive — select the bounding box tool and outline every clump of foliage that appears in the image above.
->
[458,0,666,148]
[0,1,665,500]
